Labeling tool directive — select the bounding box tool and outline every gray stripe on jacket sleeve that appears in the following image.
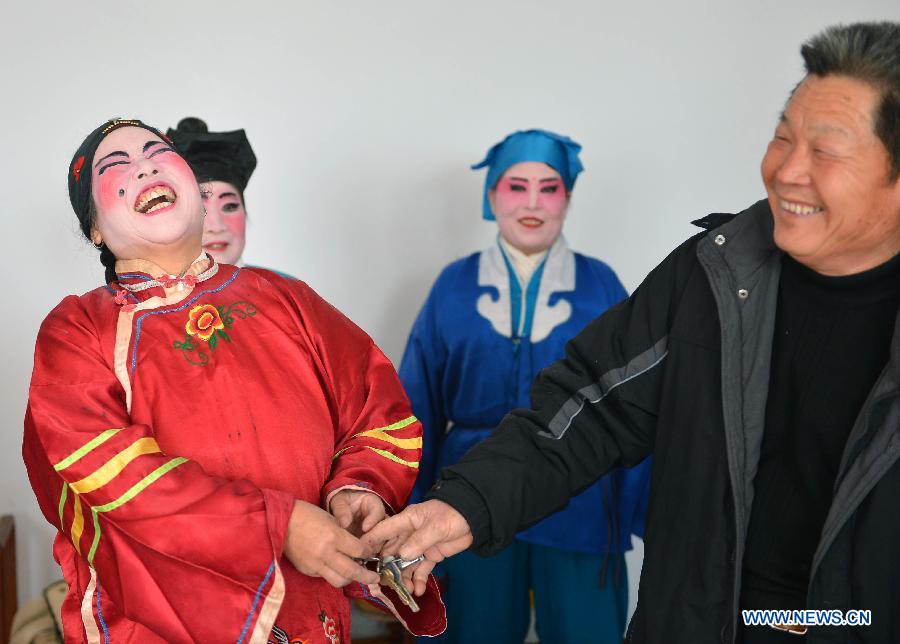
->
[539,336,668,440]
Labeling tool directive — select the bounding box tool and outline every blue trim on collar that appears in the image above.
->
[116,273,154,282]
[130,267,241,376]
[497,241,548,339]
[522,260,547,339]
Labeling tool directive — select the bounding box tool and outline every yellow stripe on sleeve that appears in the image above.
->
[70,437,162,495]
[334,417,421,463]
[71,493,84,554]
[354,429,422,450]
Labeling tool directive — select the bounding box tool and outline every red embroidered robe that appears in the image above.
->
[23,255,445,643]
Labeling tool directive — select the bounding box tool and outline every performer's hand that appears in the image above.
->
[283,500,380,589]
[362,499,473,596]
[399,557,437,597]
[328,488,387,538]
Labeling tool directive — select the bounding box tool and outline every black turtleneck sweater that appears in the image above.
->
[739,251,900,641]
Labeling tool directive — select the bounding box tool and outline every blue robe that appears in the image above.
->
[400,236,650,555]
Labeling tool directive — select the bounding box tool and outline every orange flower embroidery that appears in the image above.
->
[173,300,257,365]
[185,303,225,341]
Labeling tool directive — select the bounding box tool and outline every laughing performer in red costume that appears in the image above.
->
[22,119,445,643]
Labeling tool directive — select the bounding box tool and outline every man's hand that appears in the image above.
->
[328,488,387,538]
[362,499,474,596]
[283,500,380,588]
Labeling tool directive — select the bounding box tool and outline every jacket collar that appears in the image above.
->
[702,199,779,285]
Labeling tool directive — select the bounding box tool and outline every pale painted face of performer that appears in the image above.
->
[489,161,570,255]
[201,181,247,265]
[90,126,204,272]
[762,74,900,276]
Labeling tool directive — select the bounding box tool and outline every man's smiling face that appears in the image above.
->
[762,74,900,275]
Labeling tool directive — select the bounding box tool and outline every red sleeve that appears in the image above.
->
[284,282,422,512]
[272,279,445,637]
[22,295,294,643]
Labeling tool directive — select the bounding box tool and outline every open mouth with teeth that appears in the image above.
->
[134,183,178,215]
[779,199,824,216]
[518,217,545,228]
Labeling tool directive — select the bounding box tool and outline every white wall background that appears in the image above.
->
[2,0,897,626]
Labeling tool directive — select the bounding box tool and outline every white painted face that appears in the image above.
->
[201,181,247,265]
[489,161,569,255]
[90,126,204,270]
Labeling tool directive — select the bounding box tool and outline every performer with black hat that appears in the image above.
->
[167,117,256,266]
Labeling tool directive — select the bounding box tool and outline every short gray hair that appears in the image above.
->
[800,22,900,179]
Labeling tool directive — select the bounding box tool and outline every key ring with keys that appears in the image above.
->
[353,554,427,612]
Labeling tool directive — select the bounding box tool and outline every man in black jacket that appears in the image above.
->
[366,22,900,643]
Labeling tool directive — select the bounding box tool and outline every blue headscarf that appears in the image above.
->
[471,129,584,220]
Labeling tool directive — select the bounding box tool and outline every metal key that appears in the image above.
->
[395,555,426,570]
[378,556,420,613]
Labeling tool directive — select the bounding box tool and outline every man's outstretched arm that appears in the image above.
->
[366,234,701,589]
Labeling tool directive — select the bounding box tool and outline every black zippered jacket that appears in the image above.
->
[428,200,899,643]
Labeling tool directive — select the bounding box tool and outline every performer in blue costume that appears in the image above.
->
[399,129,651,643]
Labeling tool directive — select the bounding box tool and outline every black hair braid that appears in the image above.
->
[99,243,118,285]
[79,198,118,284]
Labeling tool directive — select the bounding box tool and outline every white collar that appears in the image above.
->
[498,236,549,287]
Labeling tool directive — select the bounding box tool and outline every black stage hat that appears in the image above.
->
[166,117,257,197]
